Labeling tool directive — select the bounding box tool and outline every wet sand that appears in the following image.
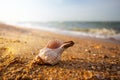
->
[0,23,120,80]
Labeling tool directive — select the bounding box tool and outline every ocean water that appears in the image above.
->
[14,21,120,40]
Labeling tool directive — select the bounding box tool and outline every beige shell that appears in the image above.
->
[33,40,74,65]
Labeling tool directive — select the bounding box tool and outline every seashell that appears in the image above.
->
[33,40,74,65]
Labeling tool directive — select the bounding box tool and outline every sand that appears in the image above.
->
[0,23,120,80]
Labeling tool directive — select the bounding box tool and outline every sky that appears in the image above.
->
[0,0,120,22]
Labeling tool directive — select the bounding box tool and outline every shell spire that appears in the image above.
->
[46,40,63,49]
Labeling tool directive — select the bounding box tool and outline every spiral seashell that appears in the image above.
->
[33,40,74,65]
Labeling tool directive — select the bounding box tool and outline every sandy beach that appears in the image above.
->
[0,23,120,80]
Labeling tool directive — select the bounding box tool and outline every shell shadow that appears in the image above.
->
[56,58,82,70]
[54,58,120,72]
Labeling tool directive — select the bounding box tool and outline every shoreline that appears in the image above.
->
[3,23,120,42]
[4,22,120,43]
[0,23,120,79]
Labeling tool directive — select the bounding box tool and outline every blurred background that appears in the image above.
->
[0,0,120,39]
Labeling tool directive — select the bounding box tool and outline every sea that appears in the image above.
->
[7,21,120,41]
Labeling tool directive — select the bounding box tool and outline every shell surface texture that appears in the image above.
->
[34,40,74,65]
